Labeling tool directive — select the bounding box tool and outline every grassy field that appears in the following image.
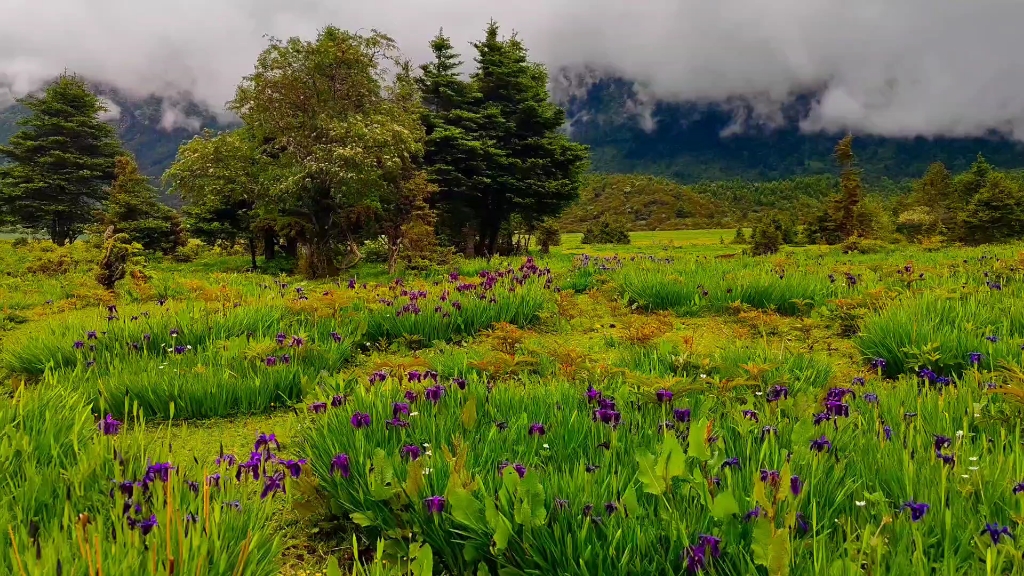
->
[4,232,1024,575]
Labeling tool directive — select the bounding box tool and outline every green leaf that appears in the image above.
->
[369,448,395,500]
[636,451,666,495]
[448,487,485,529]
[326,556,342,576]
[752,520,790,576]
[410,542,434,576]
[709,490,740,519]
[621,483,640,518]
[349,511,377,527]
[687,417,712,460]
[660,434,688,478]
[461,395,478,429]
[486,498,512,553]
[514,472,546,527]
[477,562,492,576]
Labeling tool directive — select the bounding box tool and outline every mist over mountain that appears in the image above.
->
[3,0,1024,184]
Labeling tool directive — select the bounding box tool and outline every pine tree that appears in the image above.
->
[961,172,1024,244]
[832,134,863,240]
[468,21,590,255]
[0,73,122,244]
[417,30,490,254]
[97,155,182,253]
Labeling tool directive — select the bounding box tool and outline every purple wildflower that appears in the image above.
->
[401,445,422,461]
[350,412,371,429]
[308,402,327,414]
[424,496,445,514]
[98,414,122,436]
[331,454,351,478]
[529,423,546,436]
[902,501,930,522]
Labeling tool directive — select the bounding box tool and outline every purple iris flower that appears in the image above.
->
[981,523,1013,545]
[261,471,287,499]
[760,469,780,487]
[826,387,855,402]
[586,385,602,403]
[790,475,803,496]
[331,395,346,407]
[742,410,759,422]
[87,330,98,340]
[744,505,764,521]
[280,353,291,365]
[933,435,952,453]
[206,473,221,487]
[813,412,833,426]
[760,426,778,440]
[674,408,691,423]
[593,408,621,426]
[254,433,279,452]
[721,457,740,470]
[985,335,999,343]
[902,501,929,522]
[216,454,237,467]
[452,378,467,390]
[330,331,343,343]
[810,436,832,453]
[393,402,410,417]
[425,385,446,404]
[331,454,351,478]
[969,352,984,365]
[99,414,122,436]
[883,425,892,441]
[264,356,277,367]
[145,462,175,483]
[408,370,423,383]
[275,333,287,345]
[824,401,849,418]
[386,418,410,428]
[766,385,789,402]
[499,462,528,478]
[290,336,304,347]
[682,534,722,573]
[137,515,158,536]
[529,423,546,436]
[404,389,418,403]
[1014,481,1024,495]
[424,496,446,514]
[169,328,179,338]
[368,371,388,385]
[656,389,674,403]
[308,402,327,414]
[604,501,618,516]
[863,393,879,404]
[279,458,307,478]
[401,445,422,461]
[870,358,887,371]
[73,340,84,350]
[350,412,371,429]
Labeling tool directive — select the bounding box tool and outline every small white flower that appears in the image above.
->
[425,450,433,456]
[700,374,707,379]
[422,468,432,475]
[855,501,866,507]
[543,444,550,449]
[974,413,981,417]
[410,412,419,417]
[423,443,430,447]
[956,430,965,439]
[961,474,970,478]
[969,466,979,471]
[969,456,979,462]
[755,391,763,396]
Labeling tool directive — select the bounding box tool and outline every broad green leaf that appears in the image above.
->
[410,542,434,576]
[621,483,640,518]
[514,473,546,527]
[636,451,666,495]
[448,487,485,529]
[486,498,512,553]
[369,448,395,500]
[350,511,377,527]
[687,417,712,460]
[659,434,688,478]
[709,490,740,519]
[753,520,790,576]
[461,395,478,429]
[325,556,342,576]
[477,562,492,576]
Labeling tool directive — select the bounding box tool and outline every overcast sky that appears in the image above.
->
[2,0,1024,138]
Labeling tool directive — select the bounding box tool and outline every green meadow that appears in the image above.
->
[4,232,1024,575]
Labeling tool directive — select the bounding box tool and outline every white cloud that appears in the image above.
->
[0,0,1022,139]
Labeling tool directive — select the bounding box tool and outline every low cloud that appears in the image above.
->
[0,0,1022,139]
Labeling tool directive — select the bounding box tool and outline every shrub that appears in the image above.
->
[96,231,139,290]
[361,236,389,263]
[749,218,783,256]
[581,219,631,245]
[25,244,75,276]
[535,221,561,253]
[171,238,207,263]
[731,227,748,244]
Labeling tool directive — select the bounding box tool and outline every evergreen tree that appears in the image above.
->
[961,172,1024,244]
[417,30,489,252]
[0,73,121,244]
[470,21,590,254]
[97,155,182,253]
[832,135,863,240]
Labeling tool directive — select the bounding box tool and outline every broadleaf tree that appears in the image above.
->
[0,73,122,244]
[228,26,425,278]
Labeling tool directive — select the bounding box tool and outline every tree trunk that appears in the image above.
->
[283,237,299,258]
[262,229,276,260]
[387,239,401,275]
[247,235,258,271]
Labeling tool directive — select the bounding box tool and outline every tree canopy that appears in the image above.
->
[0,73,122,244]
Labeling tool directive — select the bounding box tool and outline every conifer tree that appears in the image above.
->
[832,134,863,240]
[0,73,121,244]
[97,154,182,253]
